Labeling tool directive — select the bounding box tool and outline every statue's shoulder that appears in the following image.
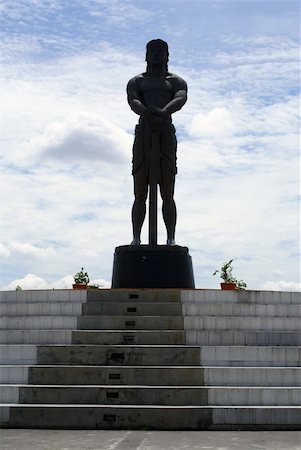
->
[127,73,145,86]
[167,72,187,91]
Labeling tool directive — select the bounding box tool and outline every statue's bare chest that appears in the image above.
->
[140,76,173,93]
[139,77,174,106]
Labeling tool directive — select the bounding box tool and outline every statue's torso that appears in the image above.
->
[140,75,174,109]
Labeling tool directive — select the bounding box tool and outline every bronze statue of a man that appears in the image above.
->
[127,39,187,245]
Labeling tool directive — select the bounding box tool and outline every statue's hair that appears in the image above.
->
[146,39,169,72]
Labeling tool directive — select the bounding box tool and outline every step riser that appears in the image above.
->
[4,406,301,430]
[181,291,301,305]
[27,366,301,387]
[1,290,299,305]
[199,346,301,367]
[78,316,183,330]
[2,302,300,318]
[0,317,77,330]
[186,331,301,346]
[28,366,205,386]
[184,317,300,331]
[72,331,185,345]
[0,331,72,345]
[0,303,83,316]
[36,346,200,366]
[0,367,29,384]
[82,302,182,316]
[0,345,37,365]
[204,368,301,387]
[12,387,301,406]
[87,290,182,303]
[183,303,301,317]
[1,344,300,366]
[0,290,87,303]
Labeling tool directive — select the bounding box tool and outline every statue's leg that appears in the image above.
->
[131,170,148,245]
[160,129,177,245]
[159,174,176,245]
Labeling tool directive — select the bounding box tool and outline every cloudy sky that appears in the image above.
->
[1,0,300,291]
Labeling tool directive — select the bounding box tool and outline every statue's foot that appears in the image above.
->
[166,238,176,246]
[130,238,141,245]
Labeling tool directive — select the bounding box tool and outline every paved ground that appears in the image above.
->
[0,430,300,450]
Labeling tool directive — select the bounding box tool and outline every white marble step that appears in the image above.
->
[186,330,301,346]
[0,316,78,330]
[0,385,300,406]
[0,345,37,364]
[181,290,301,305]
[0,302,82,316]
[204,367,301,387]
[0,330,72,344]
[199,346,301,366]
[0,290,87,303]
[182,302,301,317]
[184,315,301,331]
[1,404,300,429]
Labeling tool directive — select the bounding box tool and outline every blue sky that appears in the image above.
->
[0,0,300,291]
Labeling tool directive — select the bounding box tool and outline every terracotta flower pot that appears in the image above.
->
[221,282,237,290]
[72,284,88,290]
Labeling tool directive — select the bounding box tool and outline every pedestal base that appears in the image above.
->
[111,245,195,289]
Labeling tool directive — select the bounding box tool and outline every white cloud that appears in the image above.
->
[187,107,236,139]
[261,281,301,292]
[2,273,111,290]
[0,243,11,257]
[7,242,55,260]
[21,113,132,165]
[4,274,48,290]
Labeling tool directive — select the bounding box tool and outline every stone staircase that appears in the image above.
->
[0,288,300,430]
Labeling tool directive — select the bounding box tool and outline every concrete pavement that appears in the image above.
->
[0,430,300,449]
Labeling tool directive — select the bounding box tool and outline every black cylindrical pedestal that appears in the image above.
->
[111,245,195,289]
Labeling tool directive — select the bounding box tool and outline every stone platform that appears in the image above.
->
[0,288,300,430]
[111,245,195,288]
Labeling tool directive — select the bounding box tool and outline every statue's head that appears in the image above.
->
[145,39,169,68]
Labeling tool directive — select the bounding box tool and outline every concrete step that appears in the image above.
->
[0,366,29,383]
[0,345,37,364]
[182,303,301,317]
[26,365,301,387]
[204,367,301,387]
[78,316,183,330]
[2,404,300,430]
[0,385,297,406]
[72,330,185,345]
[87,289,182,303]
[181,290,301,305]
[0,302,82,316]
[199,346,301,367]
[0,316,77,330]
[36,345,200,366]
[82,302,182,316]
[0,290,87,303]
[0,330,72,344]
[184,316,300,331]
[1,344,298,367]
[186,330,301,346]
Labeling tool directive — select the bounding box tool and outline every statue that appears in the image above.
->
[127,39,187,246]
[111,41,194,288]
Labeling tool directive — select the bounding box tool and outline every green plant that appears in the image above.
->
[88,284,100,289]
[73,267,90,285]
[15,285,22,291]
[213,259,247,290]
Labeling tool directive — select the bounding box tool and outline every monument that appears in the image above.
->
[112,39,194,288]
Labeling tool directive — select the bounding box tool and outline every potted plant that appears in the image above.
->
[73,267,90,290]
[213,259,247,290]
